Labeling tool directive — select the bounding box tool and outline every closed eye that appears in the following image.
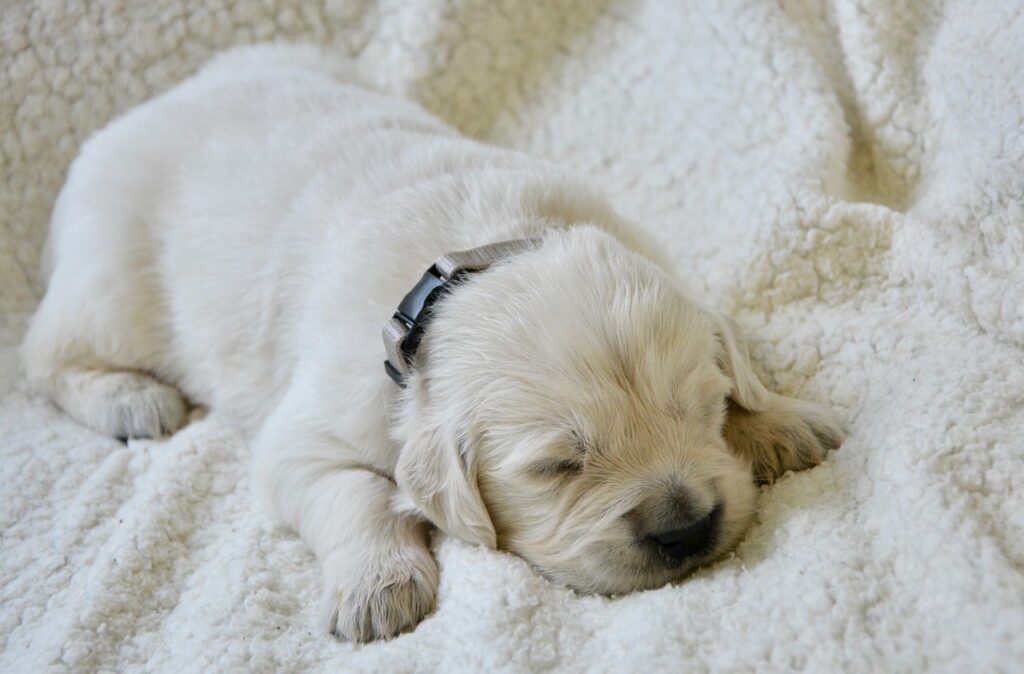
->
[528,458,584,479]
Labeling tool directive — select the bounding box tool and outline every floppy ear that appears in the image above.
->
[711,312,771,413]
[394,424,497,549]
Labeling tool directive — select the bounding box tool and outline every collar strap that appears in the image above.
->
[383,238,539,388]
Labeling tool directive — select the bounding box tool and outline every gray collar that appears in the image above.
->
[382,238,539,387]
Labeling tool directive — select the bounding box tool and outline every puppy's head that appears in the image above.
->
[393,226,760,593]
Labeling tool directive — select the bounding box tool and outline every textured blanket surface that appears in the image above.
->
[2,1,1023,672]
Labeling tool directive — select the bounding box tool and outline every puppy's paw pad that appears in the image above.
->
[322,555,438,642]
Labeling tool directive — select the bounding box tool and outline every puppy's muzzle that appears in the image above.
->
[628,486,723,564]
[646,503,722,562]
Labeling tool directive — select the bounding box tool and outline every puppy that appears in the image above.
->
[22,45,843,642]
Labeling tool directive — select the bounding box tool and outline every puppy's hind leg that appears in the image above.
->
[22,265,187,440]
[22,132,187,440]
[254,394,438,642]
[22,266,187,440]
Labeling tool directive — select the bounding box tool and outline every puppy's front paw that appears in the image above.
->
[321,547,439,643]
[724,395,845,483]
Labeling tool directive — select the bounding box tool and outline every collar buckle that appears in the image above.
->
[382,238,538,387]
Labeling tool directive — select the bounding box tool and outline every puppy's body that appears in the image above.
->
[24,45,843,641]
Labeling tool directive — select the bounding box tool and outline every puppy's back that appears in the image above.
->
[22,45,452,423]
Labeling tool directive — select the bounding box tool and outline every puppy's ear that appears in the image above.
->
[711,312,771,413]
[394,424,497,550]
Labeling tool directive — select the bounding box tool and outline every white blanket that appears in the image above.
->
[2,1,1022,672]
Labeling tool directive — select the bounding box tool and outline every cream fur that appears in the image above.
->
[21,44,843,642]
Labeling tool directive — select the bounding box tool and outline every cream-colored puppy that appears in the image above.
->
[22,45,843,642]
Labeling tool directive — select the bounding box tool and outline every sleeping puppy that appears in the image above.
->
[22,44,843,642]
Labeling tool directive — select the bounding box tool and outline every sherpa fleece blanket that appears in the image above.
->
[2,1,1023,672]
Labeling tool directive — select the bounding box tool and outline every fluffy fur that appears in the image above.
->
[21,44,843,642]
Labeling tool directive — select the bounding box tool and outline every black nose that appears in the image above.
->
[647,505,722,561]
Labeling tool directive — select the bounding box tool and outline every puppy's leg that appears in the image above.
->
[723,393,844,483]
[43,366,187,439]
[23,284,185,440]
[22,142,185,439]
[313,469,437,642]
[254,405,438,642]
